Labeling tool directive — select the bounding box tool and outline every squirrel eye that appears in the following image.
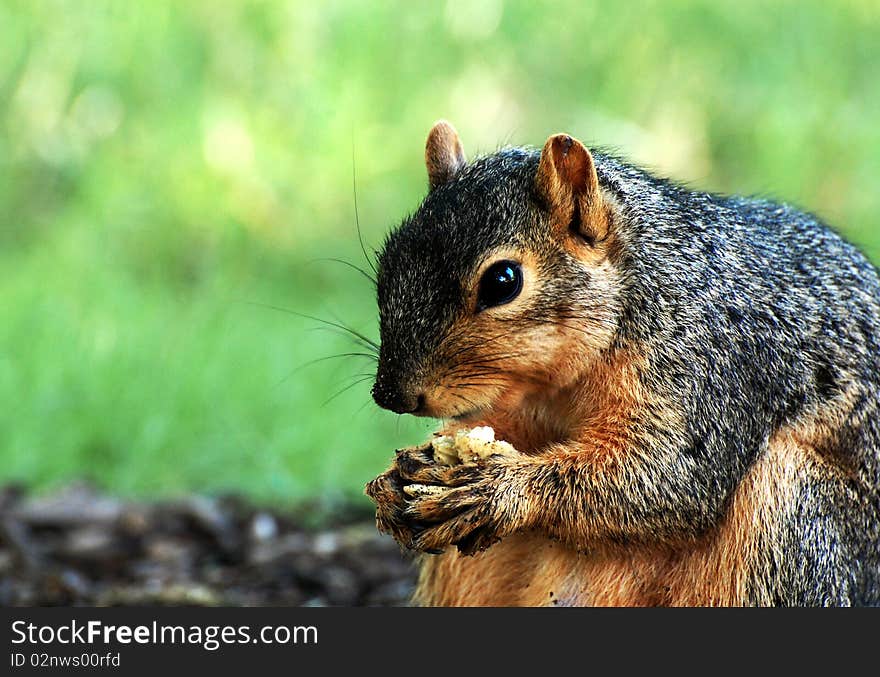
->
[477,260,523,311]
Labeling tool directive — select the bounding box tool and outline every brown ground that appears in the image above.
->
[0,483,417,606]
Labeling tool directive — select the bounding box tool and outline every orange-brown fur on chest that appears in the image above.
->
[474,346,647,455]
[415,430,820,606]
[417,338,853,606]
[412,311,865,606]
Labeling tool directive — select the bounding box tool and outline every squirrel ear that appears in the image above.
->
[425,120,467,190]
[535,133,609,244]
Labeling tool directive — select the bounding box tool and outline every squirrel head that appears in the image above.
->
[372,121,623,419]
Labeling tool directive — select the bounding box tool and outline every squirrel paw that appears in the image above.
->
[396,445,521,555]
[364,467,412,545]
[366,434,525,555]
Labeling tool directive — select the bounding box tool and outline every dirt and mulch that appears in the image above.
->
[0,483,417,606]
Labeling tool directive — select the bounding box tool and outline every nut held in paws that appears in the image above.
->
[431,426,516,465]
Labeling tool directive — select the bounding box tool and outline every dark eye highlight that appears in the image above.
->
[477,260,523,311]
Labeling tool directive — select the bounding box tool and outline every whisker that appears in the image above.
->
[272,352,377,390]
[355,398,375,415]
[322,375,375,407]
[306,327,379,355]
[448,380,507,388]
[442,351,525,371]
[450,391,481,413]
[436,351,525,381]
[303,351,377,369]
[246,302,380,352]
[352,145,378,277]
[543,316,618,345]
[435,328,511,365]
[308,257,377,287]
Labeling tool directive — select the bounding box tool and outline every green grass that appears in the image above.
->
[1,1,879,510]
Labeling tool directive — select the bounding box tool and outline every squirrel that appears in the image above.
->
[364,120,880,606]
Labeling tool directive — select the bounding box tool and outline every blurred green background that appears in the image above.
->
[1,1,878,511]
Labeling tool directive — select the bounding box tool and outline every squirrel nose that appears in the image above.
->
[372,379,425,415]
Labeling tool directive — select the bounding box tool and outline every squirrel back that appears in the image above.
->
[366,121,880,606]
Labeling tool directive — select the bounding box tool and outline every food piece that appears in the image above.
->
[431,426,516,465]
[431,435,460,466]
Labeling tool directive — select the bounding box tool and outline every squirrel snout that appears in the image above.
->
[371,378,425,415]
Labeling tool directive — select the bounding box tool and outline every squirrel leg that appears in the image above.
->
[392,431,736,554]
